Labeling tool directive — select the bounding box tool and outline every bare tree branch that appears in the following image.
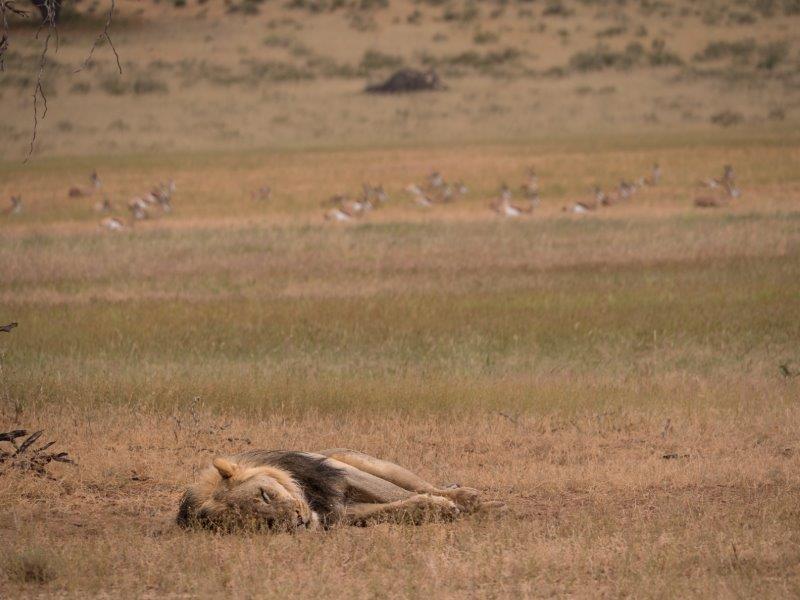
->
[75,0,120,74]
[1,1,121,161]
[25,0,58,162]
[0,1,29,72]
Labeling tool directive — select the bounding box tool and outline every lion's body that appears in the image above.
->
[177,448,497,532]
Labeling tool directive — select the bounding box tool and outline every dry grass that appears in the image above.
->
[1,137,799,595]
[1,0,799,596]
[2,0,800,159]
[1,405,798,597]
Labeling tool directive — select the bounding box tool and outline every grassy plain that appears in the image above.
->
[1,0,800,597]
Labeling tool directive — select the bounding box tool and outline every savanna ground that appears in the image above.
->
[1,0,800,597]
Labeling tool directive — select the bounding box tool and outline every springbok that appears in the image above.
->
[490,184,534,217]
[617,181,635,202]
[428,171,445,190]
[100,216,125,231]
[3,195,22,216]
[699,164,735,189]
[324,207,354,222]
[94,196,113,212]
[593,186,612,207]
[563,189,599,214]
[68,170,102,198]
[252,186,272,201]
[644,163,661,186]
[406,184,433,207]
[128,197,149,221]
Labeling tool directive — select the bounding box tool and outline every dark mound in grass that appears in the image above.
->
[365,69,446,94]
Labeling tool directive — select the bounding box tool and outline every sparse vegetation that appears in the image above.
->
[710,109,745,126]
[569,40,682,72]
[3,549,58,585]
[359,49,404,71]
[1,3,800,594]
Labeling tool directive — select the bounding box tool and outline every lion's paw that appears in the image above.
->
[440,487,481,512]
[407,494,460,522]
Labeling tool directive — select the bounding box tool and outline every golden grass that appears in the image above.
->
[1,136,799,595]
[2,0,799,160]
[1,1,800,595]
[1,404,798,597]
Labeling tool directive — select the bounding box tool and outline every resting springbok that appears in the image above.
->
[406,184,433,208]
[100,216,125,231]
[490,184,534,218]
[3,196,22,216]
[68,170,102,198]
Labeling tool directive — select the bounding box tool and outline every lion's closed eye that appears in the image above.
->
[260,489,271,503]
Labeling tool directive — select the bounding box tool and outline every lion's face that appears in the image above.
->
[189,458,318,532]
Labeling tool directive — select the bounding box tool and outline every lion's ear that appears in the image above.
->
[212,458,238,480]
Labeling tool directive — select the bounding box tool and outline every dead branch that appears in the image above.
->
[0,428,75,476]
[75,0,121,74]
[0,1,120,160]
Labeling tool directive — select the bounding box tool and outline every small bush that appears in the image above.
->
[727,10,757,24]
[359,50,404,71]
[710,110,744,127]
[263,35,294,48]
[767,107,786,121]
[406,9,422,23]
[4,549,58,584]
[442,0,479,22]
[757,41,788,70]
[596,26,626,38]
[569,40,682,72]
[100,77,128,95]
[542,0,572,17]
[133,77,169,94]
[245,60,315,81]
[70,81,91,94]
[694,39,756,63]
[474,30,499,44]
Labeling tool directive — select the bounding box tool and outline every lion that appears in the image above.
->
[177,448,503,532]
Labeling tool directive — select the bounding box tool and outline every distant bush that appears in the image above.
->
[767,107,786,121]
[569,40,682,72]
[710,110,744,127]
[474,30,500,44]
[428,47,521,69]
[359,0,388,9]
[693,39,789,72]
[359,50,404,71]
[406,9,422,23]
[442,0,480,22]
[542,0,572,17]
[227,0,266,14]
[757,41,789,70]
[263,35,294,48]
[694,39,757,63]
[245,60,315,81]
[70,81,91,94]
[133,77,169,94]
[727,10,757,24]
[596,25,626,38]
[100,77,128,95]
[4,549,58,584]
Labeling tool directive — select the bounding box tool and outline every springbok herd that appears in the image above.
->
[2,163,741,229]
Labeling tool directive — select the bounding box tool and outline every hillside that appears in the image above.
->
[1,0,799,159]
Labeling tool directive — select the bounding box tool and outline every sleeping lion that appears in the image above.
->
[177,448,502,531]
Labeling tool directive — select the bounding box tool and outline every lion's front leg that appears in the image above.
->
[344,494,460,526]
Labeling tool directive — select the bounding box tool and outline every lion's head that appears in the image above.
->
[177,457,319,532]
